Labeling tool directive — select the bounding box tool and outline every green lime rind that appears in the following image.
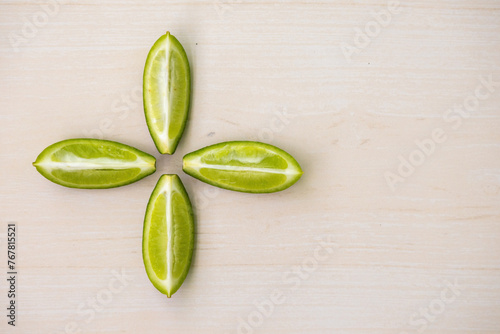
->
[33,138,156,189]
[143,174,195,297]
[143,32,191,155]
[182,141,303,193]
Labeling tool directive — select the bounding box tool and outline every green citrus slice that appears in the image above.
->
[33,139,156,189]
[143,31,191,155]
[143,174,194,297]
[182,141,303,193]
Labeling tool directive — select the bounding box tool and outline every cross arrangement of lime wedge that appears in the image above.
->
[182,141,303,193]
[33,139,156,189]
[32,31,305,299]
[143,32,191,155]
[143,174,194,297]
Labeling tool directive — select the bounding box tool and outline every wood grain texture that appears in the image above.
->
[1,0,500,333]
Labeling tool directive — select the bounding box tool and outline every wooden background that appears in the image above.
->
[1,0,500,333]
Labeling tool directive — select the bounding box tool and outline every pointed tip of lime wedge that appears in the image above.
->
[163,146,175,155]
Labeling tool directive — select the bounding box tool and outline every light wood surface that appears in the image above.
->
[1,1,500,333]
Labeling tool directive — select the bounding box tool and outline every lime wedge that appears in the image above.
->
[182,141,303,193]
[33,139,156,189]
[143,174,194,297]
[143,32,191,155]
